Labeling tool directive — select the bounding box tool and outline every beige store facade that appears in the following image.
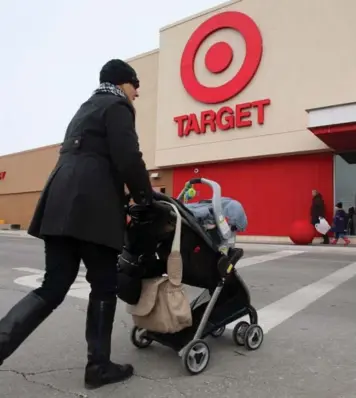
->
[1,0,356,237]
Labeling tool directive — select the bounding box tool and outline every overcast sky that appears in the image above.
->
[0,0,226,156]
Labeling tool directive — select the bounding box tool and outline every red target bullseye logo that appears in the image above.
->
[180,11,263,104]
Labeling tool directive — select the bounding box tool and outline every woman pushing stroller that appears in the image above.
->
[0,60,153,389]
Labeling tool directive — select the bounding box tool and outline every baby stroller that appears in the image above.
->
[117,178,264,375]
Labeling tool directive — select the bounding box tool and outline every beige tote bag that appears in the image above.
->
[126,201,192,334]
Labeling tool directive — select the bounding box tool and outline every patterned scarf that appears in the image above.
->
[93,82,127,99]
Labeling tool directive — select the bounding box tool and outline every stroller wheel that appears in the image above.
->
[210,326,226,338]
[131,327,153,349]
[182,340,210,375]
[232,321,250,346]
[244,325,264,351]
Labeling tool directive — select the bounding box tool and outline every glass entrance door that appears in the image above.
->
[334,154,356,235]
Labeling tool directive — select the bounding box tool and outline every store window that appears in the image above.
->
[334,154,356,235]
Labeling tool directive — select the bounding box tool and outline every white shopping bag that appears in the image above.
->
[315,217,331,235]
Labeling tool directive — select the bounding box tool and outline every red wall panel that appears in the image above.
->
[173,153,334,236]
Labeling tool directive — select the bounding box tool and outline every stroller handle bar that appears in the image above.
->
[177,178,232,240]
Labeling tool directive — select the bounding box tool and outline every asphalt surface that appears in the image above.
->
[0,235,355,397]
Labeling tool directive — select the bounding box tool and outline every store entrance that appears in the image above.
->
[334,154,356,235]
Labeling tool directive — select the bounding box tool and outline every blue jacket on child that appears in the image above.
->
[333,209,347,233]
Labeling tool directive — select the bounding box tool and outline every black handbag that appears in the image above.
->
[116,249,166,305]
[116,250,143,305]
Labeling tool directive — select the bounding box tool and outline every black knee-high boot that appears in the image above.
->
[0,292,53,365]
[84,297,133,389]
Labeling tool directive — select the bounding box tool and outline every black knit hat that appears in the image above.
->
[99,59,139,88]
[336,202,343,209]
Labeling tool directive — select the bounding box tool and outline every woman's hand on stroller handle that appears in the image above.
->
[127,196,168,216]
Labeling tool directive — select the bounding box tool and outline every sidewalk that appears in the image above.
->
[236,242,356,254]
[235,235,356,253]
[0,230,34,238]
[1,230,355,253]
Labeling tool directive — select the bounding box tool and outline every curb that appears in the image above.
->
[1,231,355,253]
[236,242,356,254]
[0,231,34,238]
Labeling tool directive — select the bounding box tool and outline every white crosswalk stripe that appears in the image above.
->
[11,250,356,335]
[227,260,356,333]
[235,249,304,269]
[13,250,304,301]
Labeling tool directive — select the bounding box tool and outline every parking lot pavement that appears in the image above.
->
[0,236,355,397]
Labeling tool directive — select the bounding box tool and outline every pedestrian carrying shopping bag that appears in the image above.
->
[126,201,193,334]
[315,217,331,235]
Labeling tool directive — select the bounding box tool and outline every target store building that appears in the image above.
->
[1,0,356,241]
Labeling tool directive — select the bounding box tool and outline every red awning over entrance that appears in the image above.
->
[309,122,356,153]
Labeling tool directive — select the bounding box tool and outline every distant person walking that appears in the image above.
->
[311,189,329,244]
[347,206,355,236]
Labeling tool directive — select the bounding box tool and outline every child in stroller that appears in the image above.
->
[117,178,264,375]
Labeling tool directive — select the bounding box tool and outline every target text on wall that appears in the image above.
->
[174,99,270,137]
[176,11,270,137]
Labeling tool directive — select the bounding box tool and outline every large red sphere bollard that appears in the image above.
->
[289,220,315,245]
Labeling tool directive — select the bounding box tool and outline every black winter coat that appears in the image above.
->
[28,92,152,251]
[310,193,325,225]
